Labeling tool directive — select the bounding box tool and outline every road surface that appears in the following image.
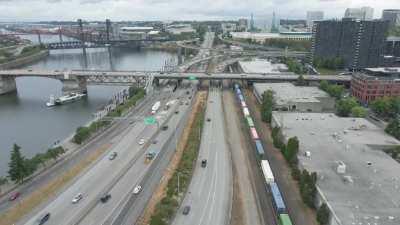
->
[173,88,232,225]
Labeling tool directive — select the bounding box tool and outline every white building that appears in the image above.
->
[119,27,156,40]
[221,23,237,34]
[239,59,288,74]
[254,83,335,112]
[230,31,312,43]
[166,24,195,35]
[306,11,324,29]
[271,112,400,225]
[344,7,374,20]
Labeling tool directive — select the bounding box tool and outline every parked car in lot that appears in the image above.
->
[9,192,20,201]
[207,118,211,122]
[109,152,117,160]
[72,193,83,204]
[201,159,207,168]
[182,205,191,215]
[161,125,168,131]
[100,194,111,203]
[37,212,51,225]
[133,185,142,194]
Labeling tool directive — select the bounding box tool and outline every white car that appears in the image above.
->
[133,185,142,194]
[138,139,146,145]
[72,193,83,204]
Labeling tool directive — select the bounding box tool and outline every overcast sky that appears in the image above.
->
[0,0,399,22]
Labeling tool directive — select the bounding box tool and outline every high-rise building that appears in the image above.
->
[382,9,400,27]
[344,7,374,20]
[311,19,389,70]
[250,13,255,32]
[306,11,324,28]
[271,12,279,33]
[238,18,248,32]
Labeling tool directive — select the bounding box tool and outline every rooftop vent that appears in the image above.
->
[337,161,346,174]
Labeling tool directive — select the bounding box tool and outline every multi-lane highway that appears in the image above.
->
[173,87,232,225]
[18,84,195,225]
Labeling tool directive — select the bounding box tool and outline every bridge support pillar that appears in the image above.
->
[178,47,183,65]
[62,78,87,94]
[153,78,160,87]
[0,76,17,95]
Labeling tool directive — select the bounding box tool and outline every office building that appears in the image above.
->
[221,23,237,34]
[351,67,400,104]
[306,11,324,29]
[238,18,248,31]
[344,7,374,20]
[382,9,400,27]
[311,19,389,70]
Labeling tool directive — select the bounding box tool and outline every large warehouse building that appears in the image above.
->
[271,112,400,225]
[253,83,335,112]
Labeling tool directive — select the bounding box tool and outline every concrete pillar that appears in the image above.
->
[62,78,87,94]
[153,78,160,86]
[0,76,17,95]
[178,47,183,65]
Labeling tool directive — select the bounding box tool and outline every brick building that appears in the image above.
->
[351,67,400,104]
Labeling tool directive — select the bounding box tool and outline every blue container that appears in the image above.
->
[238,94,244,102]
[236,89,242,96]
[234,84,240,89]
[255,140,265,156]
[270,182,287,214]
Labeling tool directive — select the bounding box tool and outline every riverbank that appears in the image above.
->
[0,50,49,70]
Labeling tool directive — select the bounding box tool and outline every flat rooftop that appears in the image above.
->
[254,83,330,104]
[239,59,288,74]
[273,112,400,225]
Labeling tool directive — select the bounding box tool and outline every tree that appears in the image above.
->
[296,75,307,86]
[8,144,27,183]
[385,117,400,140]
[317,203,330,225]
[336,97,358,117]
[0,177,8,186]
[319,80,329,92]
[351,106,367,118]
[261,90,274,123]
[284,137,299,165]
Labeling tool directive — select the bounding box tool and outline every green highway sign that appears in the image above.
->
[189,76,197,80]
[144,116,156,125]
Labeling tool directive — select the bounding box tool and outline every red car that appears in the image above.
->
[9,192,20,201]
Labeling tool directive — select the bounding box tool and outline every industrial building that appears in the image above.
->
[119,27,159,39]
[238,59,288,74]
[253,83,335,112]
[311,19,389,70]
[351,67,400,103]
[230,31,312,43]
[166,24,195,35]
[271,112,400,225]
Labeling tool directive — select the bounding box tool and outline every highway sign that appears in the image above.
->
[144,116,156,125]
[189,76,197,80]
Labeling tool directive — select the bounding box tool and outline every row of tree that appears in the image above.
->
[370,96,400,119]
[385,117,400,140]
[281,57,307,75]
[8,144,65,183]
[263,39,311,51]
[319,81,367,118]
[313,57,345,70]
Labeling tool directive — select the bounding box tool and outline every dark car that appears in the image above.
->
[175,111,179,114]
[182,205,191,215]
[207,118,211,122]
[100,194,111,203]
[9,192,20,201]
[161,125,168,131]
[201,159,207,168]
[37,212,50,225]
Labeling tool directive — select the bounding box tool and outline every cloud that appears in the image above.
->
[0,0,399,21]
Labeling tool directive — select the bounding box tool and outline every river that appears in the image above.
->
[0,34,177,176]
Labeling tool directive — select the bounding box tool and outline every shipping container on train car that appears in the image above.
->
[261,160,274,184]
[246,116,255,127]
[234,84,240,89]
[255,140,265,157]
[250,127,259,139]
[236,88,242,96]
[278,214,293,225]
[270,182,287,214]
[243,107,250,117]
[241,101,247,107]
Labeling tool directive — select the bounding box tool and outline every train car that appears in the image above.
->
[270,182,287,214]
[236,88,242,96]
[250,127,259,139]
[246,116,255,127]
[278,214,293,225]
[243,107,250,117]
[261,160,274,184]
[238,94,244,102]
[234,84,240,89]
[241,101,247,107]
[255,140,265,157]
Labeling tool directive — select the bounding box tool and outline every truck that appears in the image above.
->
[151,101,161,114]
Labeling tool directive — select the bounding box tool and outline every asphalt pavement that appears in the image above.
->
[172,88,232,225]
[18,86,191,225]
